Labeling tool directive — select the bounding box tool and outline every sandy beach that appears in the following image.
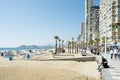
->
[0,51,101,80]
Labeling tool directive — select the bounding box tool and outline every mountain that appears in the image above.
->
[17,45,53,49]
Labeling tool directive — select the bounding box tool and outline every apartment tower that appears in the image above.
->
[99,0,120,45]
[85,0,93,49]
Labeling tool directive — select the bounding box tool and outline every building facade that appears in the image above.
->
[81,23,86,48]
[99,0,120,46]
[85,0,93,49]
[77,23,85,48]
[90,6,99,42]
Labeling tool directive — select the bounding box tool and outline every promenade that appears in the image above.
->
[89,50,120,80]
[101,52,120,80]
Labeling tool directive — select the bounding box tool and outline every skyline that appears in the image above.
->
[0,0,99,47]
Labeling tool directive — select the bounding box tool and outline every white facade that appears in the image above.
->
[99,0,120,45]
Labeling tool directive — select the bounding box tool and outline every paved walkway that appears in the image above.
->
[94,51,120,80]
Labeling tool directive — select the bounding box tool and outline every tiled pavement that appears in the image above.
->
[89,51,120,80]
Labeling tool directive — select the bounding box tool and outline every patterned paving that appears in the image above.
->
[95,51,120,80]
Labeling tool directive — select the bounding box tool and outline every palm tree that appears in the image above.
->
[94,38,100,50]
[79,43,81,49]
[101,36,105,46]
[77,43,79,53]
[101,36,109,46]
[68,41,70,53]
[74,42,77,54]
[54,36,59,54]
[62,40,64,53]
[112,24,118,47]
[68,41,72,54]
[72,38,74,54]
[58,39,61,53]
[89,40,94,49]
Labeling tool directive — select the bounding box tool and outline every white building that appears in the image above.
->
[99,0,120,46]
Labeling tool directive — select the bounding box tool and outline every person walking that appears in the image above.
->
[110,48,114,59]
[114,48,118,60]
[118,49,120,60]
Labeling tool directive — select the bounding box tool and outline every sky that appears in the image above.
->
[0,0,99,47]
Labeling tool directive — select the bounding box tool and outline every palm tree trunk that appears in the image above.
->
[59,42,61,53]
[70,46,71,54]
[77,44,78,53]
[115,31,117,47]
[75,45,76,54]
[55,40,57,54]
[61,43,63,52]
[68,44,69,53]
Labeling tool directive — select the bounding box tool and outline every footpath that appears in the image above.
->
[86,50,120,80]
[101,52,120,80]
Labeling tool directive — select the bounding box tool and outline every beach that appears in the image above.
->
[0,50,101,80]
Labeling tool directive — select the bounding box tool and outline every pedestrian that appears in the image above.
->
[114,48,118,60]
[118,49,120,60]
[96,49,99,55]
[97,56,109,72]
[110,48,114,59]
[90,48,93,54]
[101,56,109,68]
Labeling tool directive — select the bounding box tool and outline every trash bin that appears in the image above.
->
[9,56,12,60]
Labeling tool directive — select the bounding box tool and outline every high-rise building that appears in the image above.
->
[90,6,99,41]
[85,0,93,49]
[81,23,85,42]
[77,23,85,48]
[99,0,120,45]
[81,23,86,48]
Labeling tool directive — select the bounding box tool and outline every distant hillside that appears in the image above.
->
[17,45,53,49]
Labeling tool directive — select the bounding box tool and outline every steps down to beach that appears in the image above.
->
[30,52,96,62]
[40,56,95,62]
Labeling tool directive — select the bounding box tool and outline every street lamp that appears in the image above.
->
[105,22,107,59]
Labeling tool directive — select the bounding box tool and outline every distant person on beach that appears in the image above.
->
[1,52,4,56]
[29,49,32,53]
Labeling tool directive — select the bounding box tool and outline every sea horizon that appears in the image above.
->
[0,46,53,51]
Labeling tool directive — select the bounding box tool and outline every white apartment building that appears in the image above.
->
[99,0,120,45]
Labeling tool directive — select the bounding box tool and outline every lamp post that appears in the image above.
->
[105,22,107,59]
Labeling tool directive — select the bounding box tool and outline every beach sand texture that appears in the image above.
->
[0,52,101,80]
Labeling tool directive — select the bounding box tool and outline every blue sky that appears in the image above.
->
[0,0,99,47]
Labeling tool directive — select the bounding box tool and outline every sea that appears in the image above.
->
[0,47,53,51]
